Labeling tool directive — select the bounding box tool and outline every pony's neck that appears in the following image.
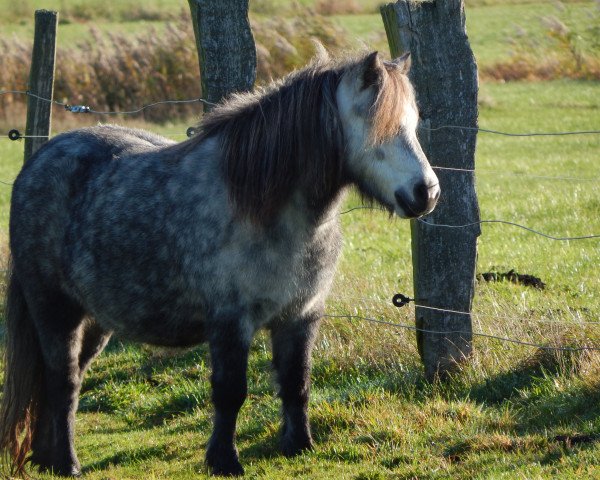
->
[289,182,348,229]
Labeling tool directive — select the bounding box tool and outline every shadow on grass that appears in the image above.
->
[468,347,591,405]
[82,444,176,473]
[240,434,280,463]
[467,362,549,405]
[515,378,600,433]
[82,339,211,392]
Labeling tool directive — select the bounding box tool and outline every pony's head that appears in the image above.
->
[198,49,438,224]
[337,51,440,218]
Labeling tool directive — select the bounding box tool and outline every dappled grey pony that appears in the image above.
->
[0,50,439,477]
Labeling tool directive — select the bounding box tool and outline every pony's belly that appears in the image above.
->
[99,308,207,348]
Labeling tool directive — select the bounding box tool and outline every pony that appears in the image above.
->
[0,50,439,477]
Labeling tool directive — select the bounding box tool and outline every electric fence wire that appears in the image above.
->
[0,89,217,114]
[323,313,600,352]
[1,89,599,135]
[331,206,600,241]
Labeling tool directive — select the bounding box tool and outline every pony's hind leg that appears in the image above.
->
[27,290,86,477]
[78,318,112,380]
[271,313,321,456]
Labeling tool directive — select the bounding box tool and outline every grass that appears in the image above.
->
[0,0,599,478]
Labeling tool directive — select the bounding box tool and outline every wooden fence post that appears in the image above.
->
[187,0,256,112]
[24,10,58,164]
[381,0,480,381]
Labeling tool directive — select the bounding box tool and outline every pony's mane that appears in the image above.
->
[193,53,413,224]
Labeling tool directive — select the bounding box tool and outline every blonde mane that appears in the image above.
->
[370,62,414,145]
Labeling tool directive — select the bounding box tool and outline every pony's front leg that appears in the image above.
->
[206,316,251,477]
[271,312,321,457]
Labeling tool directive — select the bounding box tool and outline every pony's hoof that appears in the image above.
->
[208,459,245,477]
[206,444,244,477]
[281,433,313,457]
[32,459,81,477]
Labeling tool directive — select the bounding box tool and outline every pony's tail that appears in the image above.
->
[0,264,42,477]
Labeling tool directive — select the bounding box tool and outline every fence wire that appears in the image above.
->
[0,89,217,114]
[1,88,599,355]
[331,206,600,241]
[323,313,600,352]
[2,89,599,137]
[420,124,600,137]
[332,294,600,326]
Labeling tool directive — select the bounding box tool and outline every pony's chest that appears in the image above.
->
[223,223,342,324]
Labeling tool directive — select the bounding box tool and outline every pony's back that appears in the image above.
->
[10,124,175,274]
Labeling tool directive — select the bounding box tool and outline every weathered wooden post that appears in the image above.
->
[24,10,58,163]
[187,0,256,112]
[381,0,480,381]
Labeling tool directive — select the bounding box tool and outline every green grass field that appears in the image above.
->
[1,1,600,479]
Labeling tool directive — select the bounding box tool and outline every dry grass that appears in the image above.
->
[314,0,364,15]
[483,4,600,81]
[483,52,600,82]
[0,8,348,125]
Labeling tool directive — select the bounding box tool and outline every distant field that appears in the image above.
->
[1,1,599,479]
[1,1,596,67]
[333,1,597,66]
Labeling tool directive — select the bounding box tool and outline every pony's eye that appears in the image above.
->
[352,104,367,117]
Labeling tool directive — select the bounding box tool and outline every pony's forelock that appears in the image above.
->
[369,64,414,145]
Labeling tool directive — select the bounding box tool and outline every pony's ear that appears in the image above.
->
[312,39,330,62]
[361,51,385,90]
[389,51,411,74]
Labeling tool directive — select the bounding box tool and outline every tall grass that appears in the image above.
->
[0,7,348,125]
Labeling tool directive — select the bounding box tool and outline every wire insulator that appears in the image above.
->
[65,105,91,113]
[392,293,413,308]
[8,129,21,141]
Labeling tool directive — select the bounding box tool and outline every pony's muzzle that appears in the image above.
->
[394,182,440,218]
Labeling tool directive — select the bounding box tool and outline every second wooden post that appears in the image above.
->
[381,0,480,381]
[187,0,256,113]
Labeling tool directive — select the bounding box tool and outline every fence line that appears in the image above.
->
[0,182,594,242]
[1,96,598,354]
[330,206,600,241]
[3,130,193,141]
[4,132,598,182]
[416,218,600,241]
[432,166,599,182]
[332,294,600,326]
[323,313,600,352]
[421,124,600,137]
[2,89,600,137]
[0,89,217,114]
[4,130,599,184]
[0,175,595,241]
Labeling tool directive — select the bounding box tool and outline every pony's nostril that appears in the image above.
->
[406,182,440,216]
[396,182,440,218]
[414,182,429,202]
